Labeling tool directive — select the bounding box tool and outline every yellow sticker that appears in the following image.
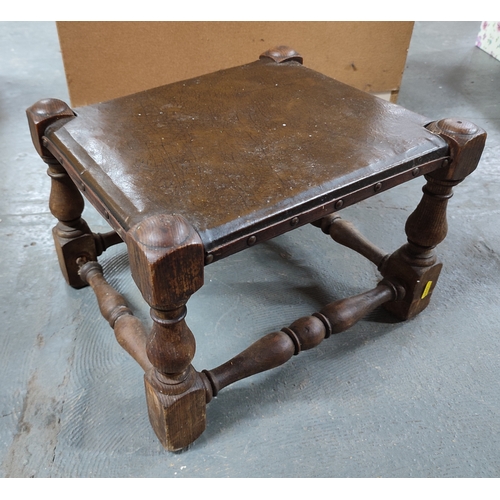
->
[421,281,433,299]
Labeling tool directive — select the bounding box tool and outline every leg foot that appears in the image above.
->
[144,367,208,451]
[380,244,443,320]
[52,218,96,288]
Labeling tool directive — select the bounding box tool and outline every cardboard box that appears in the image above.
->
[56,21,414,107]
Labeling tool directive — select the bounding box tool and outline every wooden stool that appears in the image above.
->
[27,47,486,451]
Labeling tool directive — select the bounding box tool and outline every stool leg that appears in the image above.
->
[126,214,207,451]
[380,118,486,320]
[47,162,97,288]
[26,99,97,288]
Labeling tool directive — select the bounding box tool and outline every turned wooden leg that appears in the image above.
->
[126,214,207,451]
[26,98,97,288]
[380,118,486,320]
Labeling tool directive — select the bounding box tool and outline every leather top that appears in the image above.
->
[46,58,448,253]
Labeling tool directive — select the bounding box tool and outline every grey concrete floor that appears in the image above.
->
[1,21,499,478]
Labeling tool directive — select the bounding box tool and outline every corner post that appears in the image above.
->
[26,98,97,288]
[380,118,486,320]
[126,214,207,451]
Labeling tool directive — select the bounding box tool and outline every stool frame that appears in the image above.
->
[27,47,486,451]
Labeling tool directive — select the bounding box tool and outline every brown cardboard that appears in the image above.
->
[56,21,414,107]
